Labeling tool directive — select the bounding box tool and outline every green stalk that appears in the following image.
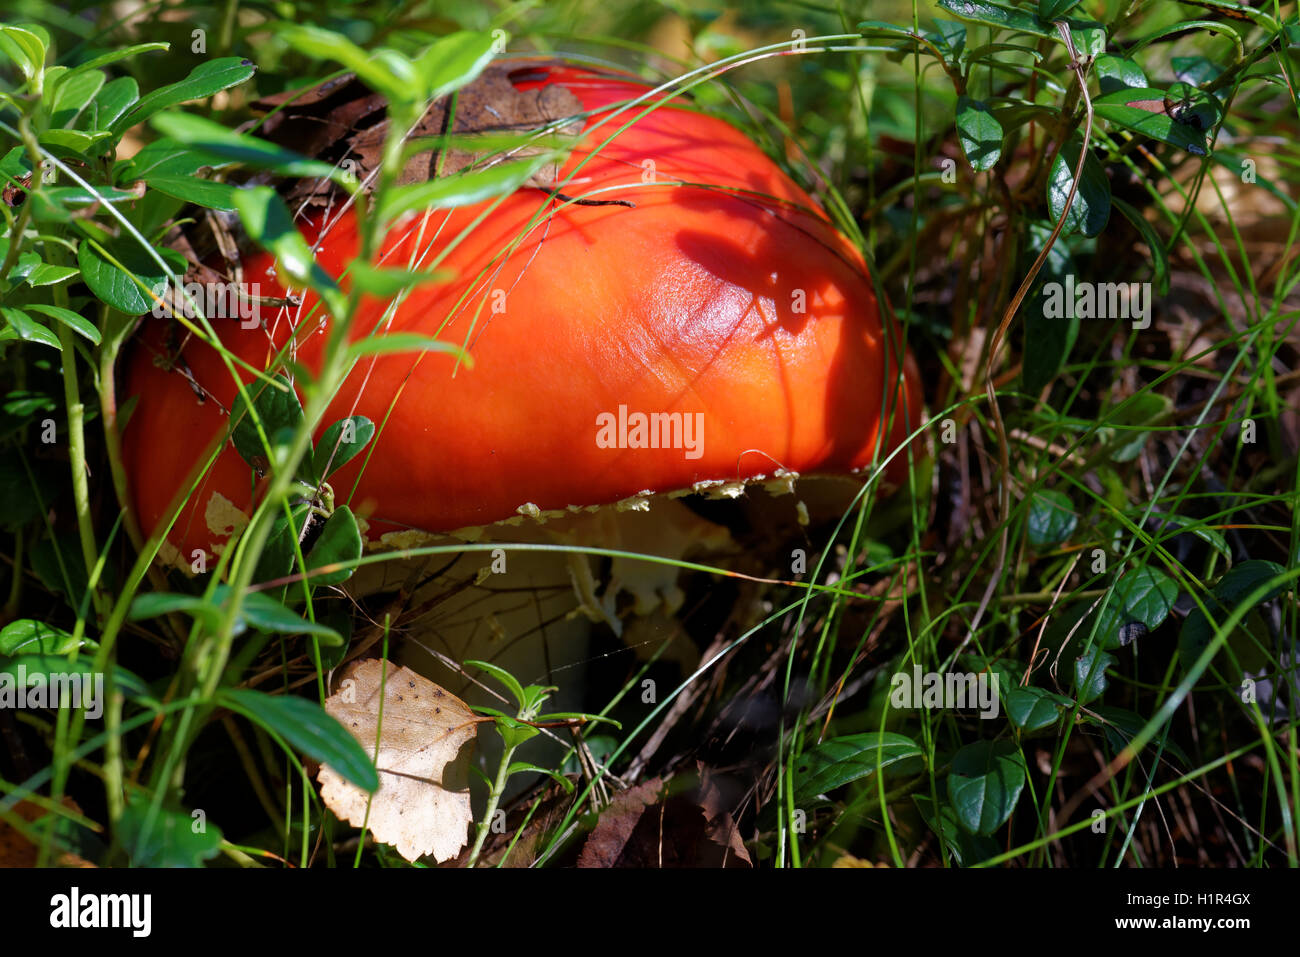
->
[54,316,103,614]
[467,740,518,868]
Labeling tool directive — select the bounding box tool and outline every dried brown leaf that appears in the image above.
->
[253,63,585,209]
[317,658,479,863]
[697,762,751,867]
[0,798,96,868]
[576,778,663,868]
[577,772,752,868]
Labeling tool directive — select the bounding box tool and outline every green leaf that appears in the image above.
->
[1073,645,1114,704]
[1094,54,1148,94]
[94,78,143,129]
[49,69,104,127]
[149,112,340,180]
[914,795,1000,865]
[39,128,112,153]
[1026,489,1076,545]
[119,795,223,868]
[1037,0,1081,18]
[240,592,343,645]
[62,43,168,80]
[1047,135,1110,237]
[1098,566,1179,645]
[378,152,556,223]
[936,0,1053,37]
[128,592,223,633]
[0,619,97,656]
[1179,560,1289,664]
[306,506,361,586]
[25,305,98,344]
[312,416,375,480]
[253,502,314,585]
[130,583,340,644]
[24,264,79,287]
[956,96,1003,171]
[10,250,40,283]
[278,26,413,103]
[347,261,451,297]
[111,57,257,135]
[793,732,923,805]
[930,19,968,62]
[1006,685,1073,731]
[412,31,498,100]
[0,654,94,689]
[1093,89,1209,157]
[76,235,172,315]
[0,26,47,81]
[1,307,60,349]
[229,373,305,473]
[143,175,236,210]
[947,740,1026,835]
[1172,55,1221,87]
[506,760,574,793]
[466,659,527,710]
[119,135,233,181]
[1046,564,1176,657]
[1064,19,1106,58]
[232,187,342,311]
[1102,392,1170,462]
[316,611,353,671]
[346,333,471,364]
[494,714,540,751]
[29,185,138,207]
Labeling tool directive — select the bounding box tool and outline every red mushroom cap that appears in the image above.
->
[122,63,922,564]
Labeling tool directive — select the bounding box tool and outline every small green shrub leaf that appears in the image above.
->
[956,96,1003,170]
[1027,489,1077,546]
[1180,560,1289,664]
[1073,645,1115,704]
[0,619,97,656]
[76,236,171,315]
[223,687,380,792]
[1006,686,1073,731]
[306,506,361,586]
[312,416,375,480]
[229,373,305,474]
[947,739,1026,835]
[1047,135,1110,236]
[793,732,923,804]
[111,57,256,135]
[119,795,223,868]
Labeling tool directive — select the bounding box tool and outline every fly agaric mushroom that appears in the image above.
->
[121,61,922,701]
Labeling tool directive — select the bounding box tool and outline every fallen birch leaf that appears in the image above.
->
[317,658,479,863]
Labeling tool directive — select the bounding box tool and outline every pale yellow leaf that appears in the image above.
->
[317,658,479,863]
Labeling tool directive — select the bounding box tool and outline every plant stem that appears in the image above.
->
[55,314,104,613]
[98,306,146,556]
[467,741,517,868]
